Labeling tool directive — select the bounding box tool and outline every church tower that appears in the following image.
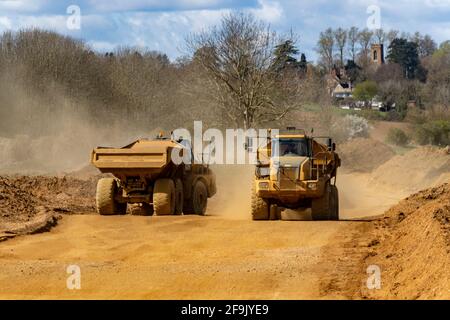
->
[371,44,385,66]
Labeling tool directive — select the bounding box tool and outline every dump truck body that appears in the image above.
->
[251,128,340,221]
[91,137,216,216]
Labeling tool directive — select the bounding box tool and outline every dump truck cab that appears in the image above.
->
[252,127,340,221]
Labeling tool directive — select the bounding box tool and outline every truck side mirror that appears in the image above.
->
[327,138,333,151]
[332,142,336,151]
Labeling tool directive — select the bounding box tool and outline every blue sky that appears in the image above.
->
[0,0,449,61]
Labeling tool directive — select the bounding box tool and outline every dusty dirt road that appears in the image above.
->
[0,167,403,299]
[0,215,364,299]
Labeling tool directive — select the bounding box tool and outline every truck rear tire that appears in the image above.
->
[174,179,184,215]
[153,179,175,215]
[251,187,270,220]
[312,182,331,221]
[96,178,125,215]
[183,180,208,215]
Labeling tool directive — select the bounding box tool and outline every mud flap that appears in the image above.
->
[280,208,312,221]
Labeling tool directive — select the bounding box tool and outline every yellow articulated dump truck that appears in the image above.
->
[251,127,341,221]
[91,134,216,216]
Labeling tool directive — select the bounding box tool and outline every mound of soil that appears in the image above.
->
[0,175,98,232]
[369,146,450,193]
[66,164,103,180]
[362,183,450,299]
[338,138,395,173]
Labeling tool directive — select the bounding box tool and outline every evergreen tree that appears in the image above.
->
[272,40,301,73]
[344,60,362,83]
[298,53,307,73]
[387,38,421,80]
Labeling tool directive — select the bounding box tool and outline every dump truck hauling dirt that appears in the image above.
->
[91,135,216,216]
[251,128,341,221]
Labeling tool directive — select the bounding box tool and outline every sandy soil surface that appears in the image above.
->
[0,215,365,299]
[0,167,400,299]
[369,121,412,143]
[0,143,448,300]
[362,183,450,299]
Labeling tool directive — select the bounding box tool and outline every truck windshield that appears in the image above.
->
[272,138,309,157]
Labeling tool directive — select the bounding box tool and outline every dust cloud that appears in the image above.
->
[207,165,253,220]
[206,164,407,221]
[0,77,162,175]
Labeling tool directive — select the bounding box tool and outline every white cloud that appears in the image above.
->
[15,15,68,32]
[251,0,283,23]
[86,0,253,13]
[425,0,450,7]
[0,16,12,29]
[0,0,48,13]
[87,40,116,52]
[0,0,449,62]
[119,9,227,57]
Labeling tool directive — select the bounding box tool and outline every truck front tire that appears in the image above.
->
[312,182,331,220]
[251,183,270,220]
[183,180,208,215]
[153,179,176,215]
[312,182,339,221]
[330,185,339,221]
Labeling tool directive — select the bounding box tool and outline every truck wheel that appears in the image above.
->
[183,180,208,215]
[312,182,331,221]
[251,190,270,220]
[174,179,184,215]
[330,185,339,221]
[96,178,124,215]
[153,179,175,215]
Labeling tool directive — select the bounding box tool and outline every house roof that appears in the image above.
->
[333,84,352,94]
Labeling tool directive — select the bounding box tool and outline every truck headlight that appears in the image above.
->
[259,182,269,189]
[307,182,318,190]
[256,166,270,177]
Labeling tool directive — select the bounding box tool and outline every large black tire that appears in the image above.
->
[183,180,208,215]
[251,183,270,220]
[153,179,175,215]
[96,178,126,215]
[174,179,184,215]
[330,185,339,221]
[312,182,331,221]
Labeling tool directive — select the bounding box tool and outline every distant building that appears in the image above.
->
[326,66,353,99]
[332,83,353,99]
[371,44,385,66]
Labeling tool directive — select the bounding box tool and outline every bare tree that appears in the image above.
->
[334,27,347,67]
[419,34,437,58]
[347,27,359,61]
[187,13,296,129]
[374,28,385,44]
[358,28,373,57]
[359,28,373,68]
[317,28,335,71]
[386,30,399,46]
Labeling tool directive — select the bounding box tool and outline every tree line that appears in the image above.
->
[0,14,448,141]
[317,27,437,70]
